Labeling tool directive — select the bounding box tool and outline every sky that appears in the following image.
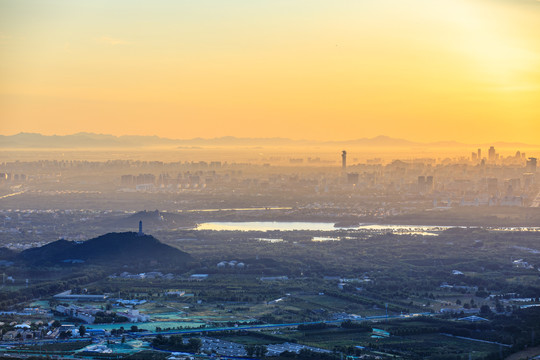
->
[1,0,540,143]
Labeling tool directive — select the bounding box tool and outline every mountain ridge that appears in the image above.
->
[0,132,538,149]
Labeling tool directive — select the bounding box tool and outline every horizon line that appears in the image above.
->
[1,131,540,147]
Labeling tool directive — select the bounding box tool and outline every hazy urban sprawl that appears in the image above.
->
[0,138,539,360]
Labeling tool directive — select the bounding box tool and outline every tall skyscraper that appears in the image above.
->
[426,176,434,192]
[487,178,498,196]
[488,146,496,162]
[527,157,537,173]
[342,150,347,171]
[418,176,426,193]
[477,148,481,160]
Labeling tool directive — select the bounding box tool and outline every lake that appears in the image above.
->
[196,221,450,233]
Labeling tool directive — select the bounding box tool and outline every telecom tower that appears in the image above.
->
[138,220,143,236]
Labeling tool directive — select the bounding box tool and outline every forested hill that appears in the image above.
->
[17,232,192,266]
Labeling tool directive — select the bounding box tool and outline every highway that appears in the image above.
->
[0,190,26,200]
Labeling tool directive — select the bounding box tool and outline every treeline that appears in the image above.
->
[278,349,339,360]
[340,320,372,331]
[0,269,106,308]
[245,344,268,357]
[151,334,202,353]
[92,276,284,303]
[212,329,288,343]
[297,322,330,331]
[94,311,128,324]
[325,290,410,314]
[296,321,371,332]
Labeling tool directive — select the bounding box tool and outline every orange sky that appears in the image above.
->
[1,0,540,143]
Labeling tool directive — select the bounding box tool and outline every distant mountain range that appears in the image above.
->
[0,132,538,149]
[12,232,192,266]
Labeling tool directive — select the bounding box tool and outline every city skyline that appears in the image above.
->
[1,0,540,143]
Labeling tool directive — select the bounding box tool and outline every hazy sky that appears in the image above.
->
[1,0,540,142]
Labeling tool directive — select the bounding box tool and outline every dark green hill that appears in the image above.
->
[0,247,17,260]
[18,232,192,266]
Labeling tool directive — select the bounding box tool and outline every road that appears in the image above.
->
[440,333,511,347]
[0,190,26,200]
